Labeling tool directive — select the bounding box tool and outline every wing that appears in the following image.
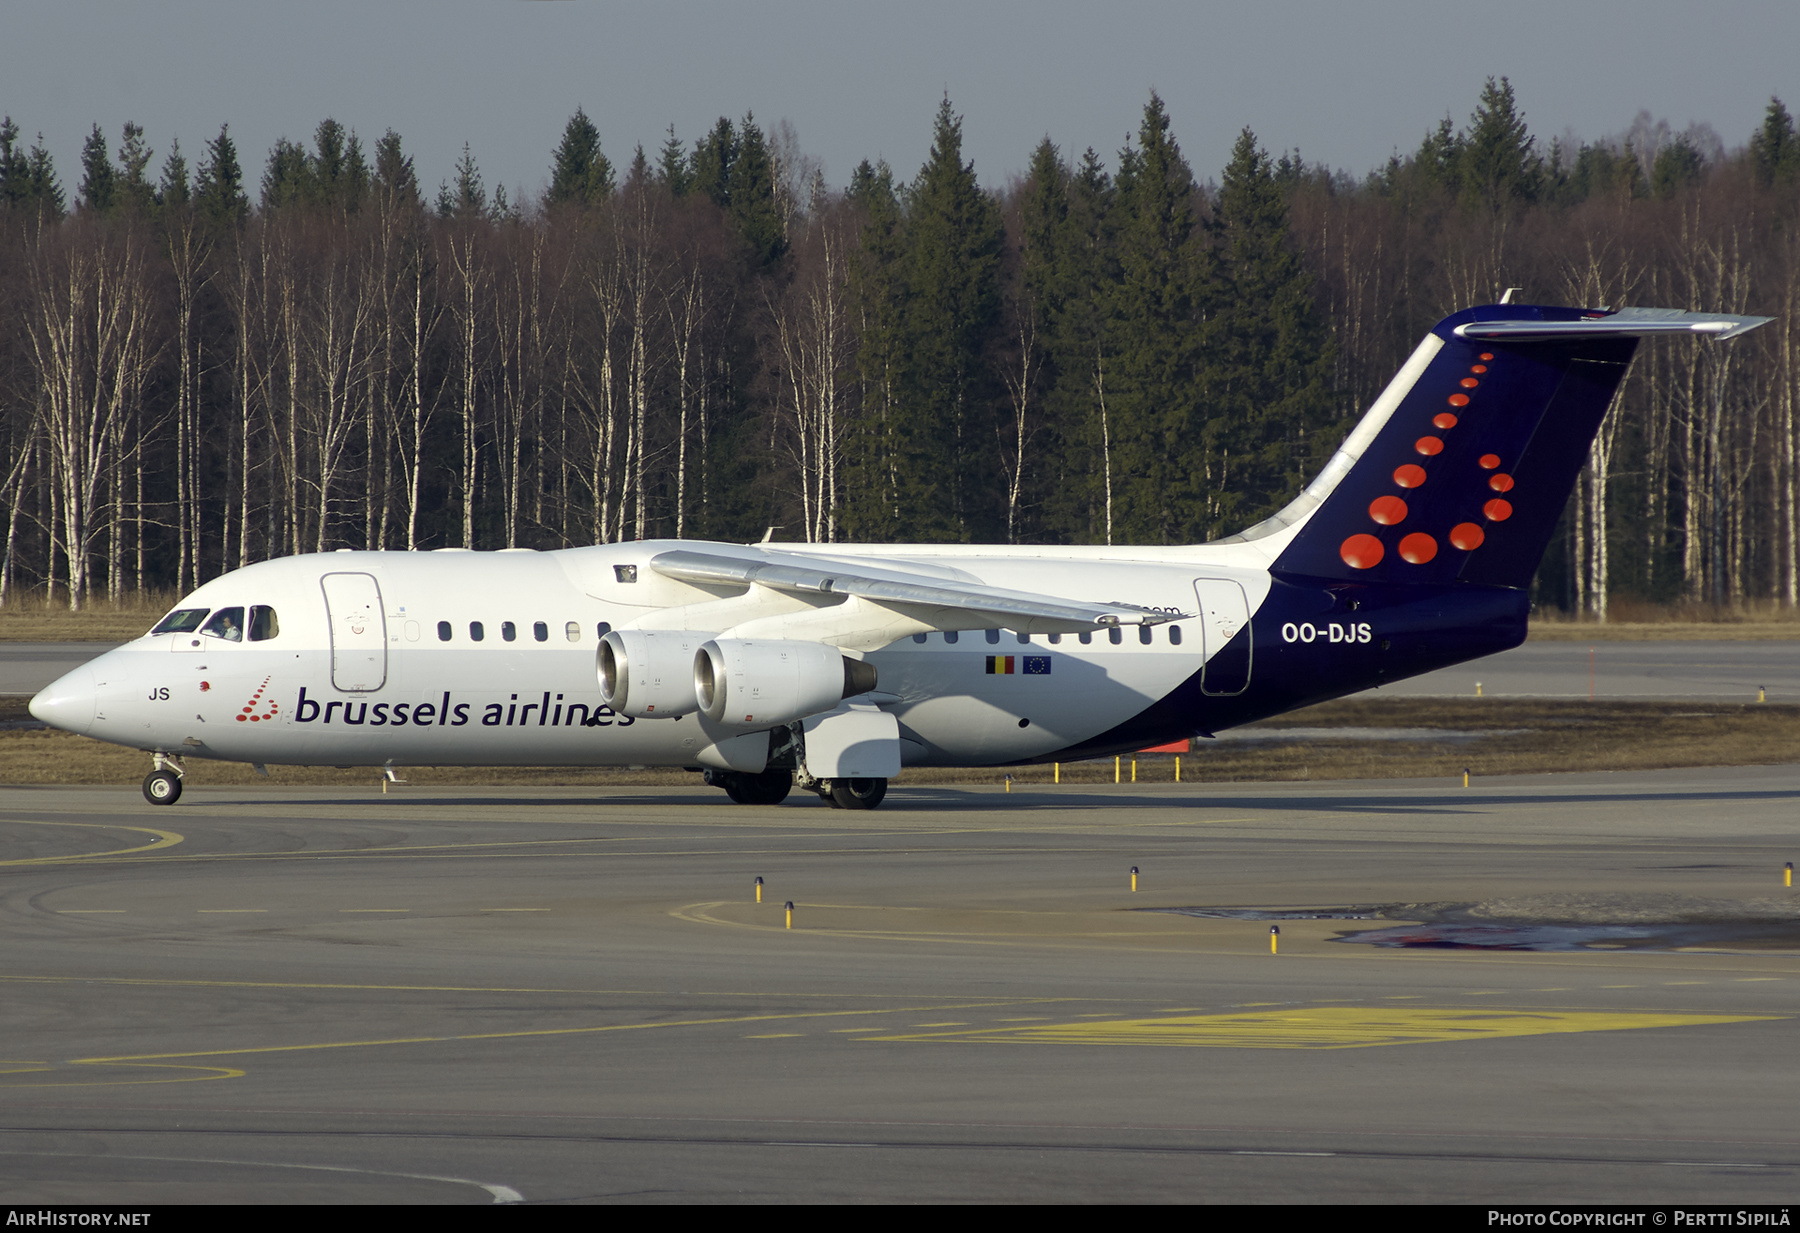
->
[648,548,1180,634]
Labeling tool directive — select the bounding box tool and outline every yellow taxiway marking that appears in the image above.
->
[1,821,183,865]
[868,1007,1782,1050]
[480,908,550,912]
[744,1033,804,1039]
[910,1022,967,1027]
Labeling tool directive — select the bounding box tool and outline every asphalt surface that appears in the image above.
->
[2,769,1797,1203]
[5,639,1796,703]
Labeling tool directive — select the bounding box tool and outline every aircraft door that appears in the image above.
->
[321,572,387,692]
[1193,579,1251,696]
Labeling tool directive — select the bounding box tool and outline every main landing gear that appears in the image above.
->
[701,768,890,810]
[142,755,184,805]
[822,777,887,811]
[704,768,794,805]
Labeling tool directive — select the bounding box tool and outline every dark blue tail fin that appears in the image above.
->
[1261,304,1769,589]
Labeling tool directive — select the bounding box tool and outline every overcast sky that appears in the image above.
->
[11,1,1800,203]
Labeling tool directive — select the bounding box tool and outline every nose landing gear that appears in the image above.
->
[143,756,185,802]
[142,755,184,806]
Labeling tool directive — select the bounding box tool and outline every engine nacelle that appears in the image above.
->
[694,638,878,726]
[597,629,705,718]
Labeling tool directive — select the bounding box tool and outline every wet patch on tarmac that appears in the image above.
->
[1155,894,1800,952]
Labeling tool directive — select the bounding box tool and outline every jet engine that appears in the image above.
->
[597,629,706,717]
[694,638,878,726]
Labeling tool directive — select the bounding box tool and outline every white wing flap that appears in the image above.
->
[649,549,1179,630]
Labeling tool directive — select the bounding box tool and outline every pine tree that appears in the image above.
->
[24,135,64,217]
[342,131,369,212]
[194,124,248,227]
[438,143,487,219]
[157,139,190,209]
[0,117,26,210]
[843,159,908,540]
[657,125,691,196]
[1749,96,1800,186]
[1206,128,1334,536]
[895,97,1004,540]
[261,137,311,208]
[1461,76,1540,211]
[373,130,419,206]
[1105,93,1207,543]
[547,108,612,207]
[79,123,115,213]
[625,143,650,191]
[116,122,154,214]
[313,119,347,198]
[1413,115,1462,194]
[1041,147,1117,542]
[690,117,737,208]
[1651,136,1706,197]
[728,112,784,264]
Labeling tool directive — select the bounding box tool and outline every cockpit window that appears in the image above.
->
[249,606,280,641]
[152,608,210,635]
[202,607,245,642]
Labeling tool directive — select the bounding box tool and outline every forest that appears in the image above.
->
[1,79,1797,618]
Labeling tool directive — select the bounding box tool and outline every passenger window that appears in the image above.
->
[1108,627,1123,645]
[202,607,245,642]
[1048,633,1061,645]
[1078,631,1092,645]
[1016,632,1030,644]
[565,621,581,642]
[533,621,548,642]
[597,621,612,639]
[1169,625,1182,645]
[502,621,517,642]
[614,564,638,583]
[944,631,959,644]
[152,608,209,635]
[249,606,280,641]
[437,621,452,642]
[470,621,484,642]
[985,629,1000,644]
[1138,626,1152,645]
[912,633,927,644]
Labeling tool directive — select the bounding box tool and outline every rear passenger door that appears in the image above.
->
[1194,579,1251,696]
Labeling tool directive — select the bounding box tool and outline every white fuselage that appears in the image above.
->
[50,539,1279,770]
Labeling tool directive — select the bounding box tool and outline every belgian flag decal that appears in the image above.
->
[987,655,1051,675]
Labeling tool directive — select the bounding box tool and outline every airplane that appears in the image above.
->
[28,301,1771,809]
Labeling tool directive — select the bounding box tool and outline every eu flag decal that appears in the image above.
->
[1023,656,1052,675]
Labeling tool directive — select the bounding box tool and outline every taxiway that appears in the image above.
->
[1,768,1796,1202]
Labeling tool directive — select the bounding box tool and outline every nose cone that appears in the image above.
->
[29,663,96,735]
